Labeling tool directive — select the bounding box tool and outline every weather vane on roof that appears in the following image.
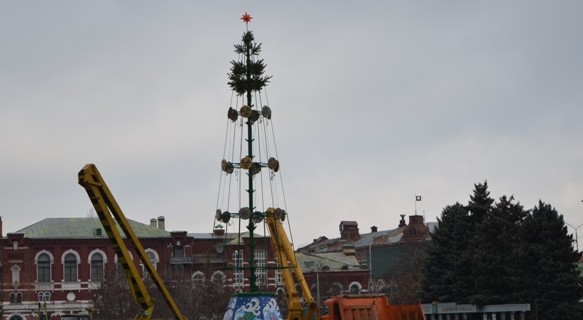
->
[241,11,252,29]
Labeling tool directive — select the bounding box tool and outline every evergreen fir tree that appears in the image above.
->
[468,196,527,304]
[467,181,494,223]
[420,202,468,302]
[515,201,583,320]
[421,181,583,318]
[453,181,494,303]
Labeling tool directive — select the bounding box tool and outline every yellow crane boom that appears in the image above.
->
[265,208,318,320]
[78,164,187,320]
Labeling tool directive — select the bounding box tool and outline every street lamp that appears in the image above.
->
[566,221,583,252]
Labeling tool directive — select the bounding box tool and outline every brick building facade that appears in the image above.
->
[1,216,377,320]
[0,217,281,320]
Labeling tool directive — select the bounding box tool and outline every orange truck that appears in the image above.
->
[321,295,425,320]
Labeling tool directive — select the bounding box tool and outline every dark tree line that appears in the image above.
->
[420,182,583,319]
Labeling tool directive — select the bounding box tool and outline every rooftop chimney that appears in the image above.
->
[371,226,378,233]
[398,214,407,228]
[150,218,157,228]
[157,216,165,230]
[339,221,360,241]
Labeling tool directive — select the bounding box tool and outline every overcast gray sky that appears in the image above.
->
[2,1,582,247]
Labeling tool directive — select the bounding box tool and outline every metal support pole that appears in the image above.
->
[566,222,583,252]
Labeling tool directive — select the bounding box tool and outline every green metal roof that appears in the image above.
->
[16,217,171,239]
[296,252,364,272]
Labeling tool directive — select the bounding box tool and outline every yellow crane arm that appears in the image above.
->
[78,164,187,320]
[265,209,318,320]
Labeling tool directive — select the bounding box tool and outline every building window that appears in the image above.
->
[211,271,226,285]
[11,265,21,286]
[64,253,78,282]
[350,283,360,294]
[90,253,104,282]
[331,283,343,296]
[38,291,51,302]
[115,252,133,280]
[37,253,51,283]
[173,245,184,258]
[147,250,158,270]
[376,279,385,292]
[141,249,159,278]
[256,249,267,287]
[192,271,205,286]
[233,250,244,287]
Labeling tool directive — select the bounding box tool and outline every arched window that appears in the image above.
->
[8,292,24,304]
[146,250,158,270]
[330,283,343,296]
[376,279,386,292]
[140,249,159,271]
[90,253,104,282]
[64,253,78,282]
[37,253,51,283]
[211,271,226,285]
[349,282,361,294]
[140,249,159,278]
[37,291,51,302]
[115,252,133,280]
[9,315,24,320]
[192,271,205,285]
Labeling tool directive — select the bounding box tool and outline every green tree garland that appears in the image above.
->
[228,31,272,95]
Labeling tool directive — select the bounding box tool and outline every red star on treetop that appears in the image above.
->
[241,12,253,24]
